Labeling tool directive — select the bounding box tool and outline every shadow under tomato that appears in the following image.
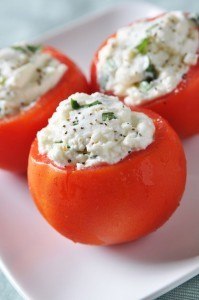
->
[106,186,198,263]
[104,135,199,263]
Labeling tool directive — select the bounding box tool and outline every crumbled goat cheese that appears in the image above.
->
[97,11,199,105]
[37,92,155,170]
[0,44,67,118]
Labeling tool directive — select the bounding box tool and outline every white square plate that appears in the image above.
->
[0,2,199,300]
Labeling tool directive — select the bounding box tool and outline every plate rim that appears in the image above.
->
[0,260,28,300]
[1,2,199,300]
[33,0,165,44]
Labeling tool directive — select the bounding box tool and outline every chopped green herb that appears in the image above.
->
[129,50,136,60]
[102,112,117,121]
[54,141,63,144]
[12,46,27,53]
[139,81,153,93]
[12,44,41,54]
[136,38,149,54]
[71,98,81,109]
[67,145,71,149]
[86,100,102,107]
[71,98,102,110]
[144,63,158,82]
[190,14,199,27]
[27,44,42,53]
[0,76,6,86]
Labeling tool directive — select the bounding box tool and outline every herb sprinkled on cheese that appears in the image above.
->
[97,11,199,106]
[0,43,67,118]
[37,92,155,170]
[71,98,102,110]
[102,112,117,121]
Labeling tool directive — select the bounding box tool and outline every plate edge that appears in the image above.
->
[143,267,199,300]
[32,0,164,44]
[0,259,28,300]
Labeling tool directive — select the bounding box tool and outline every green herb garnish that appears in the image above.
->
[129,50,136,60]
[102,112,117,121]
[12,44,41,53]
[0,76,6,86]
[54,141,63,144]
[12,46,27,53]
[136,37,150,54]
[71,98,102,110]
[71,98,81,109]
[190,14,199,27]
[86,100,102,107]
[27,44,42,53]
[144,63,158,82]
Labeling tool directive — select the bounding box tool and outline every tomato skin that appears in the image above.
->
[28,109,186,245]
[0,47,89,173]
[90,20,199,138]
[142,63,199,138]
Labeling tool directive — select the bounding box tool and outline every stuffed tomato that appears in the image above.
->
[91,11,199,138]
[28,92,186,246]
[0,43,89,172]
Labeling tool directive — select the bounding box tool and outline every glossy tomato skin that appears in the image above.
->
[90,21,199,138]
[142,62,199,138]
[0,47,89,173]
[28,109,186,246]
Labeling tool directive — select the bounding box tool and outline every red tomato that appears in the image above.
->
[28,109,186,246]
[0,46,89,173]
[90,17,199,138]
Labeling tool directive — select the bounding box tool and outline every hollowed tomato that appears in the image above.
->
[28,109,186,245]
[0,46,89,173]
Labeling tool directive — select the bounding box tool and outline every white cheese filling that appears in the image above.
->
[0,44,67,118]
[37,92,155,170]
[96,11,199,106]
